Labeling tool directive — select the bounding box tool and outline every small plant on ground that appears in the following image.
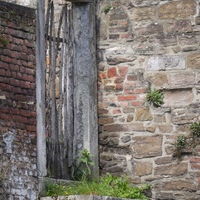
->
[174,121,200,158]
[45,173,151,199]
[146,89,164,107]
[72,149,94,181]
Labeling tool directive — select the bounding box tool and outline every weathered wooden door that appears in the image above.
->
[45,1,74,179]
[36,0,98,180]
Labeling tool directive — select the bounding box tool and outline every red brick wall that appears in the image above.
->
[0,2,37,199]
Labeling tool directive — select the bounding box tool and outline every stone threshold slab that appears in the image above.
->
[40,195,136,200]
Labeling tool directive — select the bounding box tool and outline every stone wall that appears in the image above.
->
[1,0,36,8]
[97,0,200,199]
[0,1,38,199]
[1,0,200,199]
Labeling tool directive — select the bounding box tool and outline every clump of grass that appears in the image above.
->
[45,182,68,196]
[45,173,151,199]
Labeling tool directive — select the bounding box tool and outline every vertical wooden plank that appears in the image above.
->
[59,7,70,179]
[50,1,57,164]
[66,8,74,174]
[36,0,47,177]
[46,0,53,175]
[57,7,65,179]
[63,10,68,179]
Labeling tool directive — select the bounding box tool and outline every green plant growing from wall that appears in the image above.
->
[103,5,111,14]
[0,27,8,47]
[174,135,187,158]
[190,122,200,138]
[175,135,187,148]
[174,121,200,158]
[146,89,164,107]
[0,35,8,47]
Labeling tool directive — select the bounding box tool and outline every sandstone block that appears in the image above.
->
[118,67,128,77]
[164,89,194,107]
[155,192,174,200]
[134,161,152,176]
[172,46,181,53]
[182,46,198,52]
[145,72,168,88]
[155,163,187,176]
[147,56,185,71]
[153,115,166,123]
[195,16,200,25]
[146,125,156,133]
[135,107,153,121]
[171,108,199,125]
[134,44,155,55]
[133,0,159,7]
[106,165,124,173]
[109,34,120,40]
[109,27,128,33]
[149,35,177,47]
[129,176,141,184]
[104,85,115,91]
[110,10,127,21]
[99,117,114,125]
[126,115,133,122]
[100,138,119,148]
[132,7,156,21]
[158,0,196,19]
[123,107,135,114]
[121,135,131,143]
[135,23,163,36]
[105,46,127,55]
[100,154,112,161]
[156,180,196,191]
[158,125,173,133]
[104,123,144,132]
[132,135,162,158]
[106,55,136,65]
[175,124,190,134]
[167,19,192,34]
[178,36,198,46]
[187,53,200,69]
[155,157,172,165]
[127,74,137,81]
[102,146,132,155]
[168,72,195,88]
[98,20,107,41]
[115,77,125,84]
